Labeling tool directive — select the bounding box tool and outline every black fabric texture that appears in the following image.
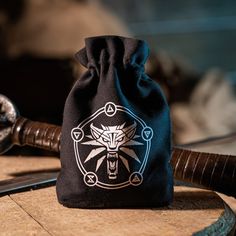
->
[56,35,173,208]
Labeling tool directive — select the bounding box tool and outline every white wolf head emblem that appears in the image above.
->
[82,122,143,179]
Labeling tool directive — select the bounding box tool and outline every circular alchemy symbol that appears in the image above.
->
[71,102,153,189]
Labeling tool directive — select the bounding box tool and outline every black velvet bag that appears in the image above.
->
[56,36,173,208]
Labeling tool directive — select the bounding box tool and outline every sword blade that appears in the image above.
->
[0,172,58,196]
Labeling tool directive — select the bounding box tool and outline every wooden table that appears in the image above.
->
[0,155,235,236]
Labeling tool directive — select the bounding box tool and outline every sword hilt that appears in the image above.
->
[171,148,236,197]
[11,117,61,153]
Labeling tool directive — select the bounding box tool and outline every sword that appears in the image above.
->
[0,172,58,196]
[0,94,235,197]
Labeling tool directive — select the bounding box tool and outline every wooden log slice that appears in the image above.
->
[0,156,235,235]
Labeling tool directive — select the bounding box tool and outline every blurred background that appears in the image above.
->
[0,0,236,154]
[104,0,236,73]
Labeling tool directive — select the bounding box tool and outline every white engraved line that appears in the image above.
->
[84,147,106,163]
[117,106,146,127]
[73,103,150,188]
[74,142,86,175]
[209,154,220,188]
[120,155,130,172]
[117,106,146,128]
[97,183,130,189]
[97,180,130,188]
[199,153,210,185]
[191,152,201,183]
[140,141,151,173]
[96,155,106,171]
[120,147,140,163]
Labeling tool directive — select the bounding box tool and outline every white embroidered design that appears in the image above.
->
[71,102,153,189]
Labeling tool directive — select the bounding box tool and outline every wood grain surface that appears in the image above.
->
[0,156,235,236]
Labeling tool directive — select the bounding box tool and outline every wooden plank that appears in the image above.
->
[0,156,60,180]
[0,156,60,235]
[0,156,235,235]
[0,195,49,236]
[217,193,236,214]
[9,186,233,236]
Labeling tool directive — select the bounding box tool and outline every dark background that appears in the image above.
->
[101,0,236,76]
[0,0,235,154]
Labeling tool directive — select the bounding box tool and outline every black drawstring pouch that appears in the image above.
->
[56,36,173,208]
